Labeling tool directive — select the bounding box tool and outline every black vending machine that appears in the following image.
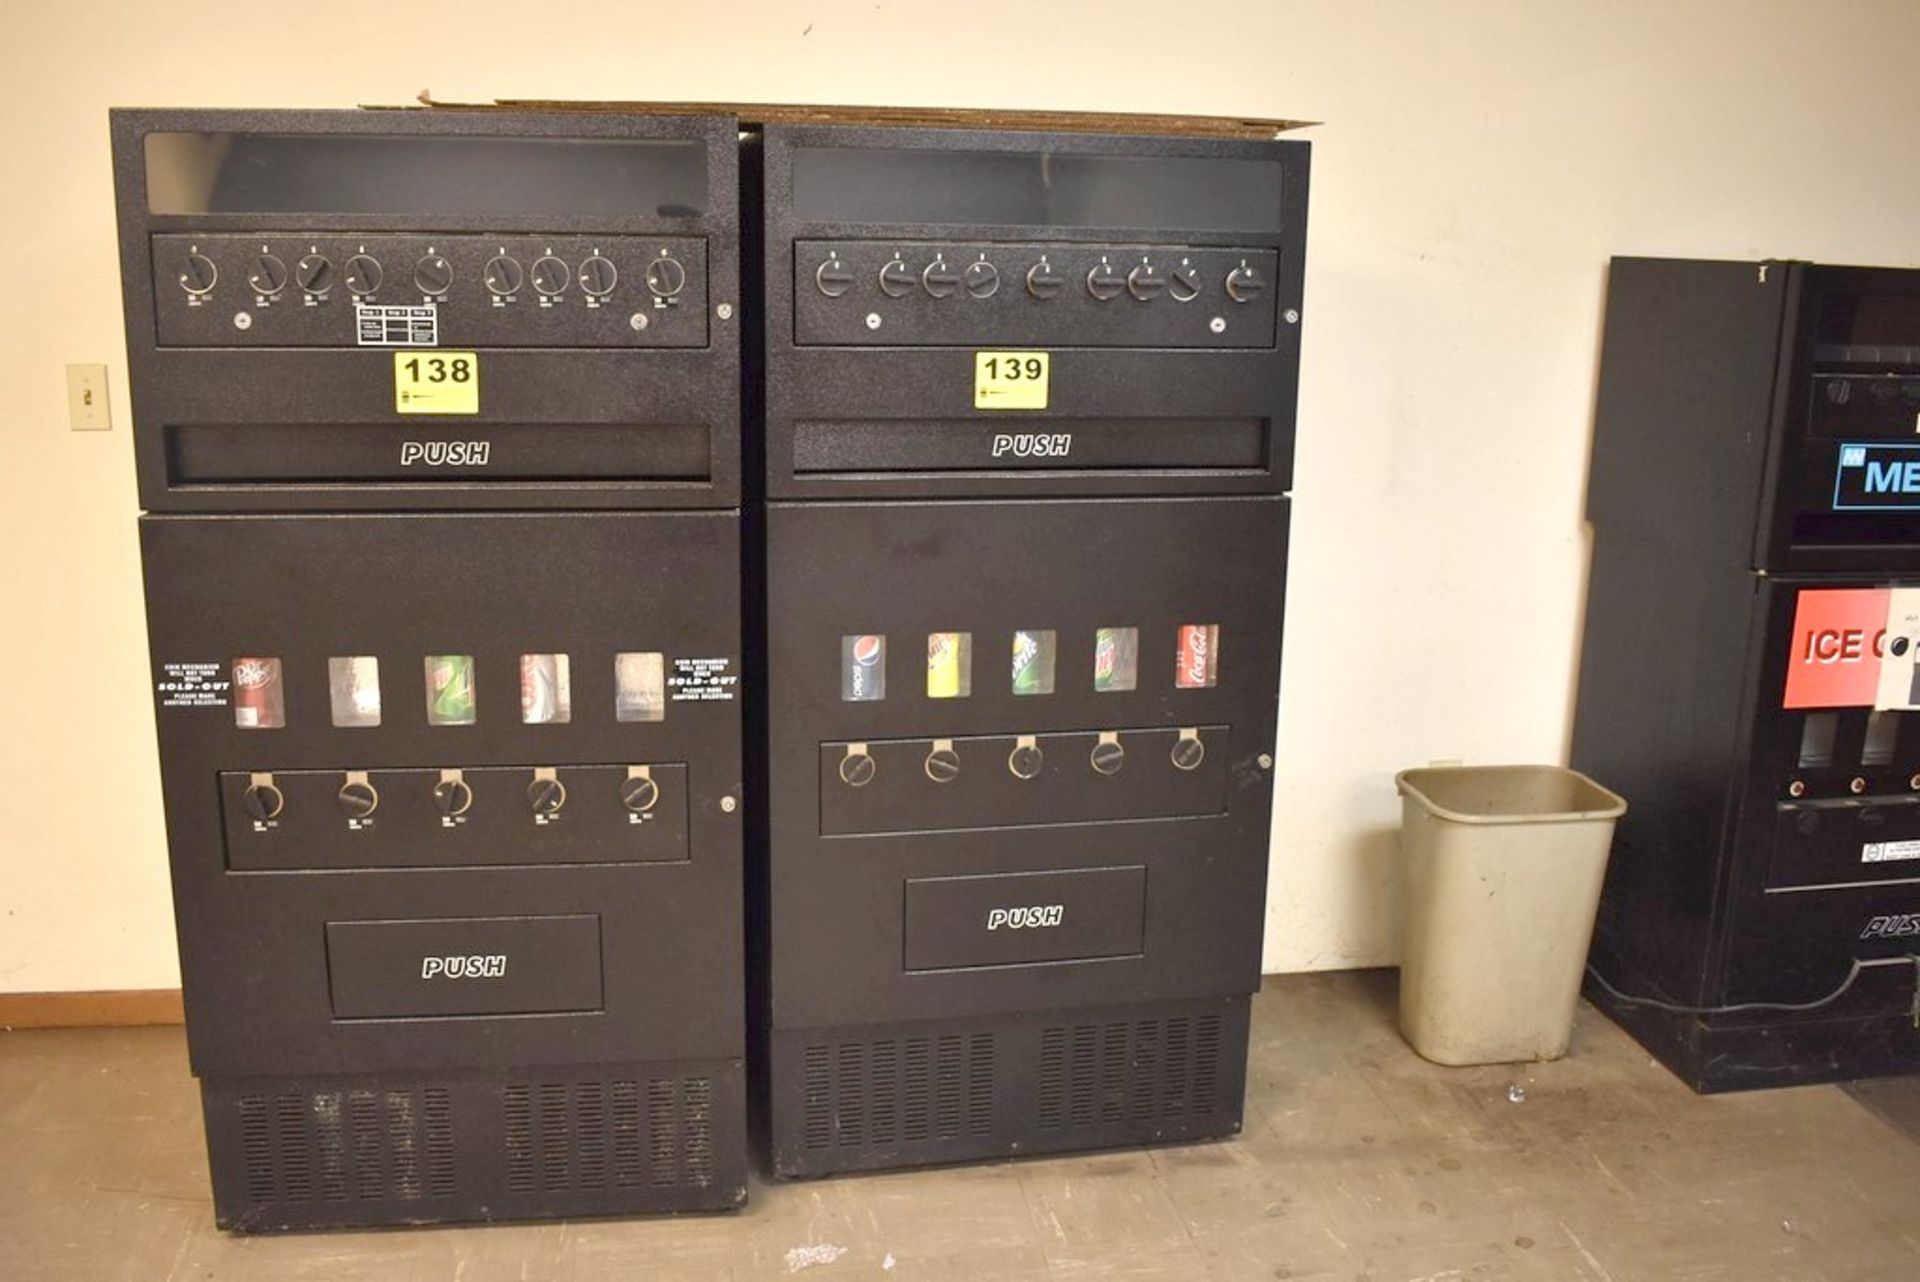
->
[112,108,749,1228]
[751,122,1309,1174]
[1576,258,1920,1091]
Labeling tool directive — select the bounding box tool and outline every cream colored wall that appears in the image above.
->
[3,0,1917,991]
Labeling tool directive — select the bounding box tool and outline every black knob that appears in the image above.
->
[247,253,287,296]
[414,253,454,295]
[484,255,524,296]
[242,781,284,821]
[1170,736,1207,772]
[527,776,567,816]
[179,252,218,296]
[922,258,961,299]
[878,258,916,298]
[840,752,877,787]
[531,255,570,296]
[295,253,333,294]
[344,254,382,296]
[644,255,686,298]
[1026,262,1066,299]
[1169,264,1202,302]
[1224,265,1265,304]
[815,256,854,298]
[963,260,1000,299]
[431,778,474,817]
[579,254,618,297]
[1086,262,1125,301]
[925,746,961,784]
[1127,263,1167,301]
[336,779,379,819]
[619,774,661,813]
[1090,739,1126,776]
[1008,742,1045,780]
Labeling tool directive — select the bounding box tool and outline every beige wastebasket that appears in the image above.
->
[1394,765,1627,1066]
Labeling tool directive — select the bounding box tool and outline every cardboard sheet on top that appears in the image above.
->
[363,94,1313,140]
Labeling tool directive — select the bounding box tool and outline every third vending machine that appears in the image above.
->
[751,120,1310,1174]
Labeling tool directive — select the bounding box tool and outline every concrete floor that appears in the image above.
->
[2,971,1917,1281]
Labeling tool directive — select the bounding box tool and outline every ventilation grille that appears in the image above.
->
[801,1032,996,1151]
[1037,1012,1225,1131]
[504,1076,714,1194]
[237,1088,454,1204]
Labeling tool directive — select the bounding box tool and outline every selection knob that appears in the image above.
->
[413,253,454,295]
[344,254,383,296]
[1224,264,1266,304]
[178,252,218,296]
[877,258,916,298]
[336,779,379,819]
[619,774,661,813]
[1169,263,1202,302]
[241,781,284,821]
[1008,741,1045,781]
[963,259,1000,299]
[1127,262,1167,301]
[1090,738,1126,776]
[1026,261,1066,299]
[247,253,288,297]
[924,745,961,784]
[1086,262,1125,301]
[839,749,877,788]
[922,257,961,299]
[527,776,568,816]
[1171,735,1207,772]
[644,255,686,298]
[484,254,524,296]
[531,255,570,296]
[814,256,853,298]
[431,777,474,817]
[579,254,618,297]
[295,253,333,295]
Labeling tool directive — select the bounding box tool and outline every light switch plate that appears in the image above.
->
[66,363,110,431]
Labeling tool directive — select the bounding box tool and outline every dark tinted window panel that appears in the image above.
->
[789,146,1283,231]
[144,132,707,218]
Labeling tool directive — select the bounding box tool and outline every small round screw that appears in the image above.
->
[233,311,253,330]
[720,795,738,813]
[1284,308,1301,324]
[1209,317,1226,334]
[1257,753,1274,770]
[716,303,733,320]
[1850,777,1867,795]
[865,312,883,330]
[1788,780,1806,797]
[629,312,649,331]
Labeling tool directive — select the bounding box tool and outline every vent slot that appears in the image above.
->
[239,1086,453,1205]
[1037,1012,1227,1131]
[799,1032,997,1151]
[504,1076,716,1194]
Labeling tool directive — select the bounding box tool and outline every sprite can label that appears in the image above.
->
[1011,629,1056,696]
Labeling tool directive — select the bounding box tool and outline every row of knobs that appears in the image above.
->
[180,251,686,300]
[838,733,1205,787]
[815,255,1265,304]
[241,773,660,820]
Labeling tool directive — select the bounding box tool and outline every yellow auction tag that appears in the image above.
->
[974,351,1050,411]
[394,351,479,415]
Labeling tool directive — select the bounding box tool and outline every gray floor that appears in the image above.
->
[3,971,1917,1281]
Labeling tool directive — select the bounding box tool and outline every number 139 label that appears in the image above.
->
[394,351,480,415]
[974,351,1050,411]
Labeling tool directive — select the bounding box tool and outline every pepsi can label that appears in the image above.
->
[842,634,886,701]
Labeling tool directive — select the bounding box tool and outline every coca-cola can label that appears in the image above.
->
[1176,624,1219,689]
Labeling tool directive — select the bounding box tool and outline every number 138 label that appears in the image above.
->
[974,351,1050,411]
[394,351,480,415]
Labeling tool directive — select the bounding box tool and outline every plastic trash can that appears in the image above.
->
[1393,764,1627,1066]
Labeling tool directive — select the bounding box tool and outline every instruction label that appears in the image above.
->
[1862,840,1920,864]
[394,351,480,415]
[357,303,438,347]
[157,661,230,710]
[668,656,738,703]
[974,351,1050,410]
